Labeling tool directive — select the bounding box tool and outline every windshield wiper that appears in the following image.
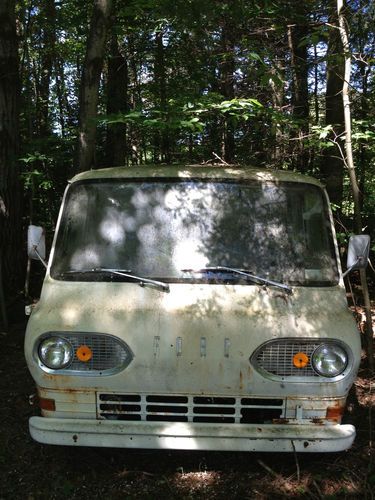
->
[59,268,170,293]
[181,266,292,295]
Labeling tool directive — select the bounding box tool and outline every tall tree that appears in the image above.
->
[0,0,21,329]
[106,19,128,167]
[37,0,56,138]
[78,0,113,172]
[287,15,309,171]
[154,28,169,162]
[321,0,345,206]
[219,17,235,163]
[268,48,286,164]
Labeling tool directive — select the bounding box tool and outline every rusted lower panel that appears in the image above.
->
[37,387,96,419]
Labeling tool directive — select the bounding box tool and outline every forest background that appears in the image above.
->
[0,0,374,337]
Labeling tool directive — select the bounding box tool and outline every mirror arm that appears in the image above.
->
[33,245,48,268]
[342,261,357,278]
[342,256,368,278]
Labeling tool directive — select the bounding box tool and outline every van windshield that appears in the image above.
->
[50,179,338,285]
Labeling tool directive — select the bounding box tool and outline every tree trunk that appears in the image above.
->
[337,0,374,372]
[0,0,21,329]
[37,0,56,137]
[219,20,235,163]
[287,23,309,172]
[269,55,285,164]
[154,30,169,163]
[321,0,345,207]
[77,0,112,172]
[313,42,319,124]
[106,28,128,167]
[356,1,371,214]
[127,34,142,164]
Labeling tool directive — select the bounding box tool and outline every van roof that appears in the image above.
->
[70,165,324,187]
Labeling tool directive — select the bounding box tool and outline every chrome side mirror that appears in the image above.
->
[27,225,47,267]
[343,235,370,277]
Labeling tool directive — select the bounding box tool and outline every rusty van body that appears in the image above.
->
[24,165,365,452]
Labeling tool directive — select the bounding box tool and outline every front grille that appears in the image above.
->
[68,334,132,373]
[38,333,133,375]
[252,339,321,378]
[97,393,284,424]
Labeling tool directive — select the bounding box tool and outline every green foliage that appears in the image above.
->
[352,120,375,142]
[311,124,334,140]
[13,0,375,239]
[101,95,264,159]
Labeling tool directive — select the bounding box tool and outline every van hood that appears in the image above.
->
[26,279,359,396]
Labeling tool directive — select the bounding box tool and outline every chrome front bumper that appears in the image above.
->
[29,417,356,452]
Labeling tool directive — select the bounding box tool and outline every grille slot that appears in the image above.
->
[252,340,321,378]
[241,398,283,406]
[97,394,285,424]
[147,395,187,404]
[146,405,188,414]
[194,416,235,423]
[193,406,235,415]
[193,396,235,405]
[100,394,140,402]
[240,408,282,423]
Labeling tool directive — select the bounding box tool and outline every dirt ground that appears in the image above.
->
[0,320,374,500]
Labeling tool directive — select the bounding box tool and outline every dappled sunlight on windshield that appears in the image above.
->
[99,210,126,245]
[71,245,101,269]
[51,179,338,285]
[173,239,209,270]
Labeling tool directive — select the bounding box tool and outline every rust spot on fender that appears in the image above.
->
[239,370,243,390]
[274,293,288,304]
[312,418,324,425]
[273,418,289,424]
[37,386,93,404]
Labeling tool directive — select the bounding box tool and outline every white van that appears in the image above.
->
[25,165,370,452]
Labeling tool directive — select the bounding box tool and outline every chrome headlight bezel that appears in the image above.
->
[311,343,348,378]
[35,332,133,376]
[251,338,353,382]
[38,336,74,370]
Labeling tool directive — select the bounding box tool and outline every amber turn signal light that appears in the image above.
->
[293,352,309,368]
[39,397,56,411]
[326,405,344,422]
[76,345,93,362]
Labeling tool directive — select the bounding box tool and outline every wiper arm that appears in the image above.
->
[60,268,170,293]
[181,266,292,295]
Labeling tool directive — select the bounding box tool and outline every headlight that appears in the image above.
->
[39,337,73,369]
[312,343,348,377]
